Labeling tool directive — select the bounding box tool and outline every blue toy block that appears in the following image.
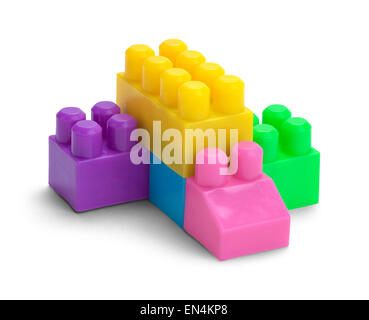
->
[149,153,186,228]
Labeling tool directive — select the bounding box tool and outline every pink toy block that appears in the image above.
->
[184,142,290,261]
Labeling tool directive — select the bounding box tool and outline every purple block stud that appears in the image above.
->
[56,107,86,144]
[71,120,103,158]
[107,114,137,152]
[91,101,120,137]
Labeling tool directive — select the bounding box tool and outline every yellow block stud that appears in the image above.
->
[178,81,210,121]
[193,62,225,89]
[142,56,173,94]
[175,50,206,76]
[125,44,155,81]
[160,68,192,108]
[159,39,188,63]
[213,75,245,114]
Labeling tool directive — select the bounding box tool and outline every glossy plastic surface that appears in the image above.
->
[254,105,320,209]
[56,107,86,144]
[91,101,120,137]
[184,142,290,261]
[149,153,186,228]
[49,103,149,212]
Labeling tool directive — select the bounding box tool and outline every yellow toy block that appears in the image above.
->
[116,39,253,178]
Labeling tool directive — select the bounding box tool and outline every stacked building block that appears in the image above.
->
[49,101,149,212]
[114,39,295,260]
[116,39,253,228]
[48,39,320,261]
[253,104,320,210]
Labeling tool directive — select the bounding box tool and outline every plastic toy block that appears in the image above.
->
[184,142,290,261]
[149,153,186,228]
[116,39,253,178]
[253,113,259,126]
[253,104,320,210]
[49,102,149,212]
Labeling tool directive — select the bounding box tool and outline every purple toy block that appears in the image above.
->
[49,103,149,212]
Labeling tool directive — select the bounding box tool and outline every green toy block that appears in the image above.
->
[253,105,320,210]
[253,113,259,126]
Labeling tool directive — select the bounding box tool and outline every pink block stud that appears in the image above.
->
[232,141,263,181]
[195,148,228,187]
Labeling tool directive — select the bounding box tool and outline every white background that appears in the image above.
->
[0,0,368,300]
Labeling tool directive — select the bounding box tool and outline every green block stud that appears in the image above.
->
[253,113,260,126]
[263,104,291,131]
[254,105,320,210]
[254,124,279,163]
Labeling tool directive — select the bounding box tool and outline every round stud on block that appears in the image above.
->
[195,148,228,187]
[262,104,291,131]
[107,114,137,152]
[178,81,210,121]
[253,124,279,163]
[175,50,206,76]
[125,44,155,81]
[71,120,103,159]
[280,117,312,156]
[232,141,263,181]
[56,107,86,144]
[91,101,120,137]
[159,39,188,63]
[193,63,225,90]
[253,113,260,126]
[160,68,191,108]
[212,75,245,115]
[142,56,173,94]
